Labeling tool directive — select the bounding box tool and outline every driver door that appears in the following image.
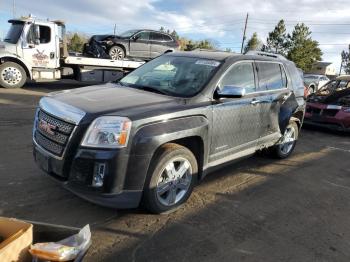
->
[22,23,58,69]
[129,31,151,59]
[210,61,262,163]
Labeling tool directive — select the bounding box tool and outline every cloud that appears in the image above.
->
[1,0,350,68]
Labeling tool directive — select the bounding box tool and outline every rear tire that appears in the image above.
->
[143,143,198,214]
[109,45,125,60]
[0,62,27,89]
[271,121,299,159]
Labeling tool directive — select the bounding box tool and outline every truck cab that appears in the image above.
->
[0,17,65,87]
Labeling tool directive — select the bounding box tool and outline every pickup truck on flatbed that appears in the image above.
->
[33,50,305,213]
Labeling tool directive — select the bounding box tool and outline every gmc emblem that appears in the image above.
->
[38,120,57,135]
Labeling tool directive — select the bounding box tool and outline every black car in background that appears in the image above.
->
[87,29,180,60]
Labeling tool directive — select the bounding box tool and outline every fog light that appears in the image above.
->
[92,163,106,187]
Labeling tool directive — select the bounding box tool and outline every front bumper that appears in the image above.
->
[33,144,151,209]
[63,183,142,209]
[303,119,350,132]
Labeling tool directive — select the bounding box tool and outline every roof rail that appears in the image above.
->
[245,51,287,60]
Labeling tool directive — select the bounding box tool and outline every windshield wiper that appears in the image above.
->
[137,85,170,95]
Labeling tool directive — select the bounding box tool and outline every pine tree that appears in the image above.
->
[287,23,322,71]
[68,33,85,52]
[265,20,288,55]
[341,46,350,74]
[244,32,262,53]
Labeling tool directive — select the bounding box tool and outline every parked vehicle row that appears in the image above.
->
[305,75,350,131]
[32,50,305,213]
[304,74,330,94]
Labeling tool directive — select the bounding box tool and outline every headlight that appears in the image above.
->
[81,116,132,148]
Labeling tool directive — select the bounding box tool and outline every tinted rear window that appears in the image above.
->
[151,32,164,41]
[256,62,286,91]
[163,34,173,41]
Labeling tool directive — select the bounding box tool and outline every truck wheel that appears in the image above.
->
[143,143,198,214]
[272,121,299,159]
[109,46,125,60]
[0,62,27,89]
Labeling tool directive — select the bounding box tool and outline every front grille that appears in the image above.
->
[322,109,339,117]
[34,110,75,157]
[306,107,321,115]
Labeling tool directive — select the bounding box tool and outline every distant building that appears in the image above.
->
[306,61,337,78]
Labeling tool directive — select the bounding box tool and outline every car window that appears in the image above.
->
[280,65,288,88]
[150,32,164,41]
[163,34,172,42]
[27,25,51,44]
[256,62,285,91]
[219,62,256,93]
[39,26,51,44]
[136,31,150,41]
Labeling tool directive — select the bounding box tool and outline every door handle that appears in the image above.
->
[250,99,261,105]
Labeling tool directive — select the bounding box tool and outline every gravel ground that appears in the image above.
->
[0,81,350,262]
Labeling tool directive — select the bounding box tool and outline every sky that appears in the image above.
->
[1,0,350,71]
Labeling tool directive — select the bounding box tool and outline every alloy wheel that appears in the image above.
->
[156,157,192,207]
[109,46,124,60]
[279,126,296,155]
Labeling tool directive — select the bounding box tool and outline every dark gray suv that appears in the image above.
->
[33,50,305,213]
[97,29,179,60]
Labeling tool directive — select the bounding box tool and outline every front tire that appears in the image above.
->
[271,121,299,159]
[109,45,125,60]
[143,143,198,214]
[0,62,27,89]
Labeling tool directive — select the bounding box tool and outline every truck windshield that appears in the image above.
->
[119,55,221,97]
[4,22,24,44]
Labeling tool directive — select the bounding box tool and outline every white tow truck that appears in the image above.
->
[0,16,145,88]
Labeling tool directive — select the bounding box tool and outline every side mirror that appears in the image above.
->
[34,24,40,44]
[132,35,139,41]
[215,85,246,98]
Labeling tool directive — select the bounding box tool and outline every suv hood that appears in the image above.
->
[45,83,181,120]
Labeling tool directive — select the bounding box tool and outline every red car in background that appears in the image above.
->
[305,75,350,132]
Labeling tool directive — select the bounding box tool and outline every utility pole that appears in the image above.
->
[113,24,117,36]
[13,0,16,18]
[240,13,248,54]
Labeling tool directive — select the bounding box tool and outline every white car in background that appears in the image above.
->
[304,74,330,93]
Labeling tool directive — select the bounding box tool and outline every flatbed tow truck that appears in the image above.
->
[0,16,145,88]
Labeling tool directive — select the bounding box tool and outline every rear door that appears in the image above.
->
[255,61,292,143]
[210,61,262,163]
[129,31,151,58]
[150,32,168,58]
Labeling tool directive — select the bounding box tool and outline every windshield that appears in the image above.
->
[4,22,24,44]
[118,55,221,97]
[317,79,350,96]
[119,29,140,38]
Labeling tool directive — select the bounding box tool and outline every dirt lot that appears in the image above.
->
[1,81,350,262]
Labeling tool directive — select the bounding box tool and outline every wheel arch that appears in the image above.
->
[123,116,209,191]
[150,136,205,180]
[110,44,127,56]
[0,56,32,78]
